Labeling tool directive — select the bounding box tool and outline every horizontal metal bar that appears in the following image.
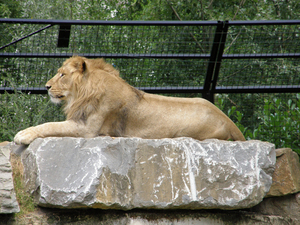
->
[138,87,204,94]
[0,18,218,26]
[223,53,300,59]
[139,85,300,94]
[228,20,300,26]
[0,87,47,94]
[2,85,299,95]
[0,53,211,59]
[2,18,300,26]
[215,85,300,93]
[0,87,204,94]
[1,52,300,59]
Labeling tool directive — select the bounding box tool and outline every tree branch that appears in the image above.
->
[224,30,242,54]
[232,0,246,20]
[206,0,214,9]
[166,0,205,53]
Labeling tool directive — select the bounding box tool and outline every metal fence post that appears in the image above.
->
[203,21,228,103]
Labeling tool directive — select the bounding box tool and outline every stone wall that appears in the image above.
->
[1,137,300,224]
[0,142,19,214]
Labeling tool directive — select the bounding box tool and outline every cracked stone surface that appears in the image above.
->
[21,137,276,210]
[0,145,20,214]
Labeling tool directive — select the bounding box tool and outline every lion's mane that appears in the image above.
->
[63,56,142,121]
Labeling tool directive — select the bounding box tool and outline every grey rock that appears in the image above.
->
[0,145,20,213]
[251,192,300,224]
[21,137,276,210]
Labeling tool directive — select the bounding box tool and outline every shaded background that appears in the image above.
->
[0,0,299,153]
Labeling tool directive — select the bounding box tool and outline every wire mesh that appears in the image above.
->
[218,58,300,87]
[0,19,299,152]
[1,23,213,55]
[225,24,300,55]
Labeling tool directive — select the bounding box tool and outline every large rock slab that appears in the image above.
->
[0,144,20,214]
[21,137,276,210]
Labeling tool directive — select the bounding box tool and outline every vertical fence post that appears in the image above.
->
[57,25,71,48]
[203,21,228,103]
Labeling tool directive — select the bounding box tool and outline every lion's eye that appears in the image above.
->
[60,73,65,77]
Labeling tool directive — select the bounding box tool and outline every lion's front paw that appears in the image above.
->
[14,127,40,145]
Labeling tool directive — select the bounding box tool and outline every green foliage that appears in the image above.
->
[1,0,300,155]
[0,91,64,142]
[258,97,300,152]
[20,0,114,20]
[219,96,300,154]
[7,0,300,21]
[0,0,22,18]
[113,0,300,21]
[10,154,36,216]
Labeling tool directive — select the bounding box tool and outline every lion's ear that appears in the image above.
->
[82,61,86,72]
[72,57,87,74]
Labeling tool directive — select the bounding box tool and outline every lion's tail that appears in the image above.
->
[231,128,246,141]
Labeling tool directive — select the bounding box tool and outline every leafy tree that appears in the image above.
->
[222,95,300,154]
[0,0,22,18]
[1,0,299,153]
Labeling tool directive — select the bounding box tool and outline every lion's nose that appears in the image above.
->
[46,85,51,90]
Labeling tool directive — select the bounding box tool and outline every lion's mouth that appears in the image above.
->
[48,93,65,104]
[49,93,64,99]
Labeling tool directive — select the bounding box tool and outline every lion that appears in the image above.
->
[14,56,245,145]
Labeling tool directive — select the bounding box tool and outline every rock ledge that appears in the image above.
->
[21,137,276,210]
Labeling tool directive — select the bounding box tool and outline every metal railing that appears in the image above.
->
[1,19,300,151]
[1,19,299,102]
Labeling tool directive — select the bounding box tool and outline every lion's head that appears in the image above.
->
[46,57,82,104]
[46,56,120,120]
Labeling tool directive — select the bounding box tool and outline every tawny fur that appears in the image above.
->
[14,56,245,145]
